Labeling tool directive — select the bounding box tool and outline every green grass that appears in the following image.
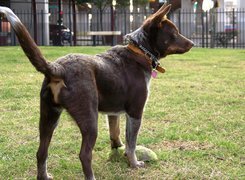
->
[0,46,244,179]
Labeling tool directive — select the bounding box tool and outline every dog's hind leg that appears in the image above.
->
[79,119,97,180]
[37,86,63,180]
[108,115,123,149]
[66,98,98,180]
[125,114,145,168]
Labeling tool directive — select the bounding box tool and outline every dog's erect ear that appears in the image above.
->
[153,4,171,24]
[144,4,172,28]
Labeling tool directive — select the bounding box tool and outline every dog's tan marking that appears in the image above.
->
[49,78,66,103]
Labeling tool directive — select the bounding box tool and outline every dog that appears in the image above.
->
[0,4,193,180]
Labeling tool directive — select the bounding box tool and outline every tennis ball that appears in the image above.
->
[135,145,158,162]
[109,145,157,162]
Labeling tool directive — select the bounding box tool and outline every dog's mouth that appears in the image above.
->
[174,49,187,54]
[165,47,192,56]
[170,41,194,55]
[175,48,191,54]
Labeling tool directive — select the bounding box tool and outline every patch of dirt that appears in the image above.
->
[162,119,175,124]
[153,140,214,151]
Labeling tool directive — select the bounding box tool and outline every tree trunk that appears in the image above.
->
[32,0,37,43]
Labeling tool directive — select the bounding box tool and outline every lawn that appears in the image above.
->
[0,46,244,179]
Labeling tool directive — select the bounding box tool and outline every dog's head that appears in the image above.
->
[126,4,194,58]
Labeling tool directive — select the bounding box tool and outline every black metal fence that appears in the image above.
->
[1,6,245,48]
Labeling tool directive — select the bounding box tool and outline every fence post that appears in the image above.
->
[58,0,63,46]
[41,10,44,46]
[210,10,216,48]
[0,16,2,32]
[206,11,209,48]
[232,8,235,48]
[12,9,16,45]
[68,0,72,46]
[178,9,181,33]
[201,11,205,48]
[72,0,77,46]
[124,9,127,36]
[32,0,37,43]
[111,5,115,46]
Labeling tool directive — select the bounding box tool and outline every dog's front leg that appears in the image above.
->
[125,114,144,168]
[108,115,124,149]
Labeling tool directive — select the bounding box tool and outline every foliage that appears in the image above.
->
[75,0,148,8]
[75,0,112,9]
[133,0,149,5]
[116,0,130,8]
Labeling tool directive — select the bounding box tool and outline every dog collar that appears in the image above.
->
[127,38,165,74]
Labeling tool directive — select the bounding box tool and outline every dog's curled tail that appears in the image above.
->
[0,6,65,77]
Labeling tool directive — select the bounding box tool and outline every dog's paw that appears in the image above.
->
[111,141,124,149]
[130,160,145,168]
[37,173,53,180]
[47,174,53,180]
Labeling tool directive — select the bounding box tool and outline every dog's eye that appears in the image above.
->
[171,33,178,40]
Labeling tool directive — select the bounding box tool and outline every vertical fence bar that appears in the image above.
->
[58,0,62,46]
[124,10,127,37]
[111,5,114,46]
[178,9,181,33]
[206,11,209,48]
[243,8,245,48]
[12,9,16,45]
[0,15,2,32]
[210,9,215,48]
[232,8,235,48]
[41,10,44,45]
[32,0,37,43]
[69,0,72,46]
[97,9,99,45]
[201,11,204,48]
[72,0,77,46]
[0,13,3,45]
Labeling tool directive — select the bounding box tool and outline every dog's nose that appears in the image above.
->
[190,40,195,47]
[186,40,195,49]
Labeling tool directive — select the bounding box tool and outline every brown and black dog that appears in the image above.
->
[0,4,193,180]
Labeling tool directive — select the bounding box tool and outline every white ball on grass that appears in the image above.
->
[109,145,158,162]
